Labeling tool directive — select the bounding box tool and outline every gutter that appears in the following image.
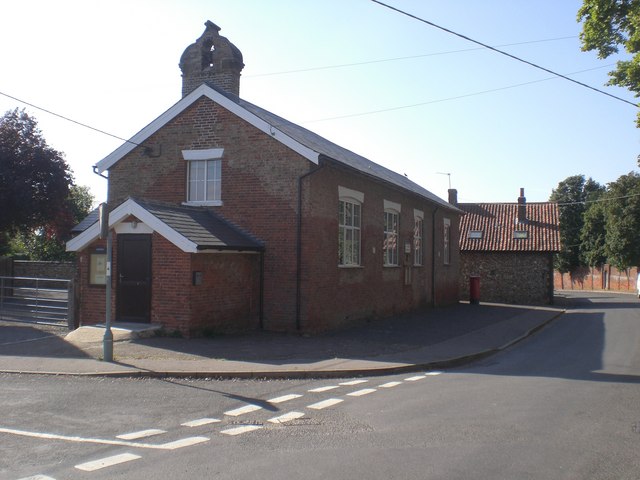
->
[296,161,327,331]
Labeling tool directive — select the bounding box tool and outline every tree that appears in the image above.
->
[580,189,608,267]
[603,171,640,268]
[9,185,94,260]
[0,109,73,254]
[549,175,603,272]
[578,0,640,126]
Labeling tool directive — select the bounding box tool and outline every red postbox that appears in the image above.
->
[469,276,480,305]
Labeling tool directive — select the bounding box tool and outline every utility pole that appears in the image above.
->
[98,203,113,362]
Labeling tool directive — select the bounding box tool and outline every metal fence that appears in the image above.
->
[0,276,72,327]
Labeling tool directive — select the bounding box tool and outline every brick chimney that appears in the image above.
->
[517,187,527,223]
[448,188,458,206]
[179,21,245,98]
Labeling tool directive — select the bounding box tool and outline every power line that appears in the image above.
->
[245,35,578,78]
[370,0,638,108]
[554,192,640,206]
[300,64,614,124]
[0,90,143,147]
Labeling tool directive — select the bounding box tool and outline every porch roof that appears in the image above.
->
[66,198,264,253]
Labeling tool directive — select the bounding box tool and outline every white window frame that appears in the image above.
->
[414,209,424,266]
[384,209,400,266]
[443,217,451,265]
[183,148,224,206]
[339,197,362,267]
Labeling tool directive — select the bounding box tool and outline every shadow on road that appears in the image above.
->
[457,291,640,384]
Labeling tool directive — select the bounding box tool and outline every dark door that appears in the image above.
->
[116,234,151,323]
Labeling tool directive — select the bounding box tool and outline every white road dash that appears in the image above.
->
[160,436,210,450]
[307,398,344,410]
[268,411,305,424]
[347,388,377,397]
[378,381,402,388]
[268,394,303,404]
[425,371,443,376]
[224,404,263,416]
[339,379,368,386]
[0,427,207,450]
[405,375,426,382]
[308,385,339,393]
[75,453,141,472]
[181,418,221,427]
[116,429,166,440]
[17,475,56,480]
[220,425,263,436]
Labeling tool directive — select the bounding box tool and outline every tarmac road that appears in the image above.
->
[1,291,639,479]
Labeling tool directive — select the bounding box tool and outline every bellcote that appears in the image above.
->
[179,21,244,98]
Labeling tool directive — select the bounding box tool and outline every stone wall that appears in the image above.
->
[460,251,554,305]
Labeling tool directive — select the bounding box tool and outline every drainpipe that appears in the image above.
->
[296,162,326,331]
[431,206,439,307]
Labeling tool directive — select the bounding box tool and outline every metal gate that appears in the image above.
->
[0,276,72,327]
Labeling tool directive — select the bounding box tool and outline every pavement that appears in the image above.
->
[0,300,566,379]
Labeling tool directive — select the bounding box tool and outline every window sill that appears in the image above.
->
[182,200,223,207]
[383,265,400,268]
[338,265,364,269]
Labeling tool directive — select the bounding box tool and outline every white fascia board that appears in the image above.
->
[94,84,319,173]
[65,199,198,253]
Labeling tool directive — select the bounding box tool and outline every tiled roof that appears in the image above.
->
[458,202,560,252]
[233,90,459,212]
[135,199,263,251]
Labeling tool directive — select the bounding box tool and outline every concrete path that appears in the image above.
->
[0,302,565,379]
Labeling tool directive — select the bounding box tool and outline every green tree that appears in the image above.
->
[603,171,640,268]
[578,0,640,126]
[550,175,602,272]
[10,185,94,260]
[0,109,73,254]
[580,188,608,267]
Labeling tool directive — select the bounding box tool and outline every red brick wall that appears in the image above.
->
[189,252,261,335]
[299,164,460,331]
[150,234,191,335]
[554,266,639,292]
[76,239,109,326]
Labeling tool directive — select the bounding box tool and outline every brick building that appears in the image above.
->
[67,21,461,336]
[453,188,560,305]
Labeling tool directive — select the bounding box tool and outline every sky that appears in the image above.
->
[1,0,639,206]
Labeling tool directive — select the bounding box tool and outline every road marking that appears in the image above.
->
[268,411,305,424]
[160,436,209,450]
[75,453,141,472]
[339,379,368,386]
[224,404,263,416]
[182,418,221,427]
[405,375,426,382]
[268,394,302,404]
[378,381,402,388]
[308,385,339,393]
[0,427,207,450]
[116,429,166,440]
[347,388,377,397]
[425,371,443,376]
[17,476,56,480]
[220,425,263,436]
[307,398,344,410]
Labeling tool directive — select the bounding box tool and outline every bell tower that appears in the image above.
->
[179,21,245,98]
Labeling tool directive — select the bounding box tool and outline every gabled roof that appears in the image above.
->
[66,198,263,253]
[94,83,457,212]
[458,202,560,252]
